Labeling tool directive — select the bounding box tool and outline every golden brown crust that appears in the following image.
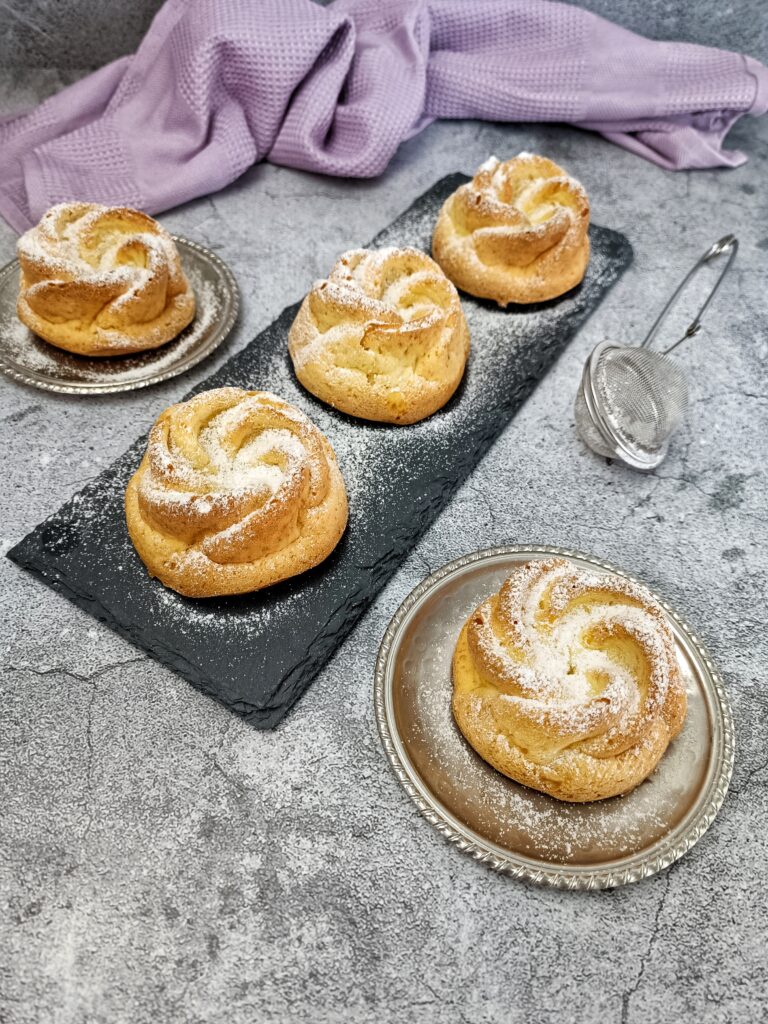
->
[125,388,348,598]
[451,558,687,802]
[288,247,470,425]
[17,202,195,356]
[432,154,590,306]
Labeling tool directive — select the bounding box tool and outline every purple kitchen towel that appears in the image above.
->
[1,0,767,233]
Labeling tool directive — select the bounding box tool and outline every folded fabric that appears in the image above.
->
[1,0,767,233]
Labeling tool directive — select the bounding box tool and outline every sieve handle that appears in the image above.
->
[641,234,738,354]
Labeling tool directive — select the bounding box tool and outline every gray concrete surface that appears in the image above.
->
[1,44,767,1024]
[2,0,767,68]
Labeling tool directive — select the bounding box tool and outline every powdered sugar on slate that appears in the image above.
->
[8,174,632,726]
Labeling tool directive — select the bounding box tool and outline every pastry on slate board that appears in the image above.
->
[433,154,590,306]
[17,202,195,356]
[288,246,470,425]
[452,557,687,802]
[125,388,348,598]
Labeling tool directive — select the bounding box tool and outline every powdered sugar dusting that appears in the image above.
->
[458,152,589,230]
[0,259,225,388]
[140,391,310,508]
[8,175,633,727]
[467,557,676,749]
[290,246,460,374]
[395,556,706,865]
[17,203,181,292]
[198,418,305,493]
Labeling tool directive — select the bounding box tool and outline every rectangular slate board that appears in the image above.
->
[8,174,632,728]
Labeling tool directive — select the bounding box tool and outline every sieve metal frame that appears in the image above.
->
[642,235,738,354]
[577,234,738,470]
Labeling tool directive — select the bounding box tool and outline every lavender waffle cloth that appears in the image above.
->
[1,0,767,233]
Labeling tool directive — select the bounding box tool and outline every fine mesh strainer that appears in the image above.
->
[575,234,738,470]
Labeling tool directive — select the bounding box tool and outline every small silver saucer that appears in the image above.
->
[375,546,734,889]
[0,237,239,395]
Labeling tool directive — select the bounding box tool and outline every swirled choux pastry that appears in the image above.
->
[452,558,687,802]
[433,154,590,306]
[17,202,195,356]
[125,388,348,597]
[288,247,470,425]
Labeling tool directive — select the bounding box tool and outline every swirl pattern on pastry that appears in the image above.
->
[125,388,348,597]
[288,247,470,425]
[17,202,195,356]
[432,154,590,306]
[452,558,687,802]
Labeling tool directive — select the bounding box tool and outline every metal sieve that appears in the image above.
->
[575,235,738,470]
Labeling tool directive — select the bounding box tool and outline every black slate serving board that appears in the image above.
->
[8,174,632,728]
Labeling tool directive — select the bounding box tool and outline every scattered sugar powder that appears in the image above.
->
[196,419,305,494]
[399,568,696,865]
[468,559,673,743]
[11,177,631,725]
[18,204,179,288]
[293,247,451,374]
[137,398,312,547]
[0,264,222,387]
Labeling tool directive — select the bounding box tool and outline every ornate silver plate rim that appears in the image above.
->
[0,236,239,395]
[374,544,735,889]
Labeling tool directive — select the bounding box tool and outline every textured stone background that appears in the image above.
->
[1,3,767,1023]
[2,0,767,67]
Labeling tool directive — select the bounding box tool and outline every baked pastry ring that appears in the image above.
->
[452,557,687,802]
[17,202,195,356]
[288,247,470,425]
[432,154,590,306]
[125,388,348,597]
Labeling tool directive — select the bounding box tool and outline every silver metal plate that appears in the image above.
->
[0,237,239,395]
[375,546,734,889]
